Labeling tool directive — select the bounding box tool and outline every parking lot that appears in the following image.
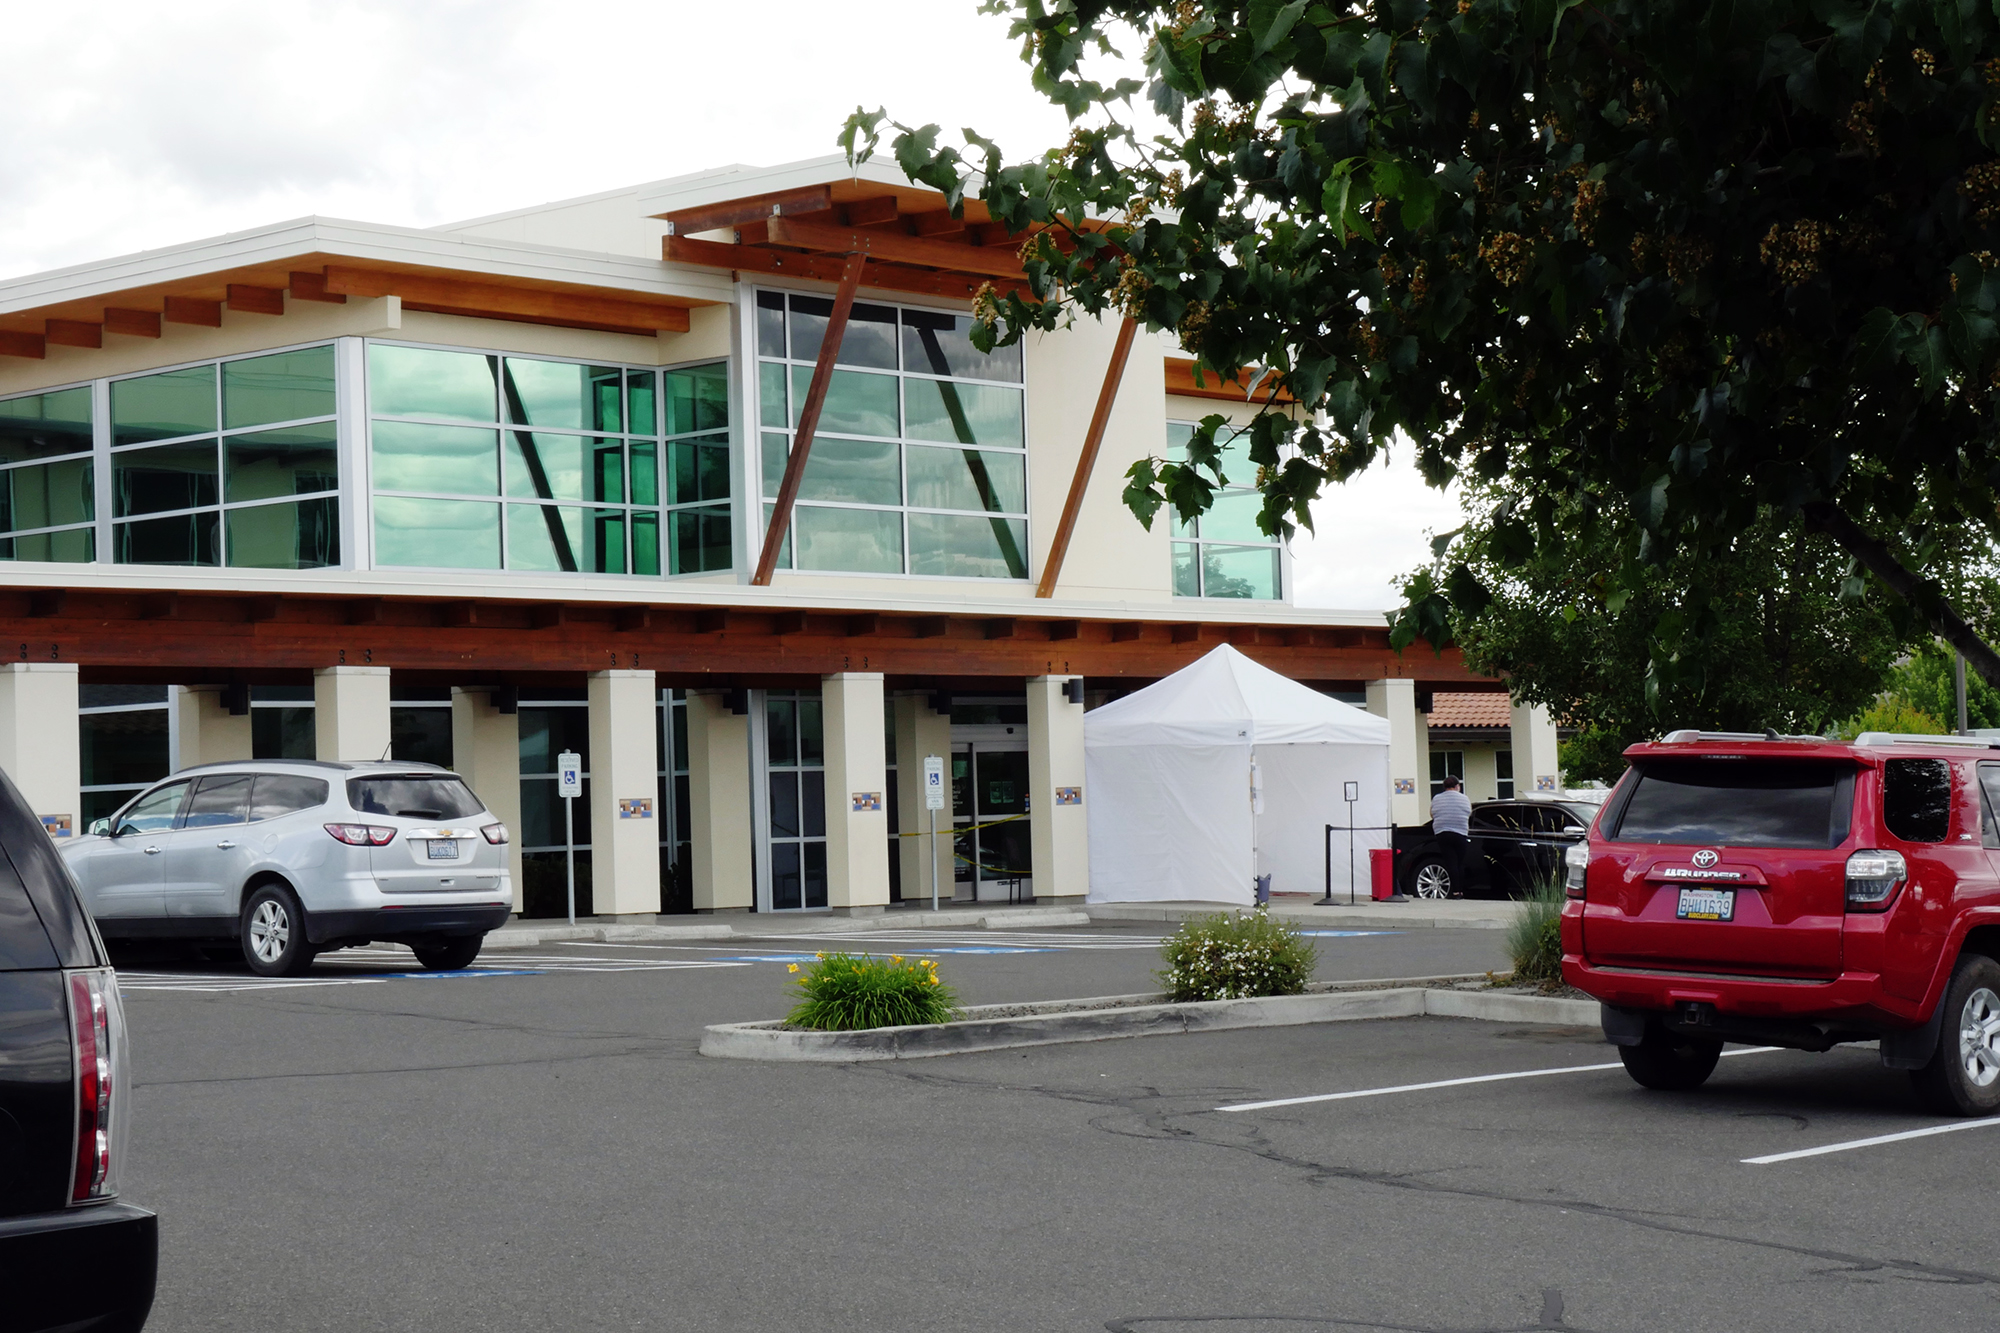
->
[118,922,2000,1332]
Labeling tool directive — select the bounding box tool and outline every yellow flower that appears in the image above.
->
[787,963,799,973]
[891,955,903,963]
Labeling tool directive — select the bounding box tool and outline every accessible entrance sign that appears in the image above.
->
[557,751,582,925]
[923,755,945,911]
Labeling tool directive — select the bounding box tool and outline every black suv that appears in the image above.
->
[1395,798,1598,899]
[0,765,156,1331]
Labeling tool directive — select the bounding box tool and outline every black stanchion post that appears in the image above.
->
[1316,824,1336,906]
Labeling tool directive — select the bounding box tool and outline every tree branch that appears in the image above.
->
[1802,500,2000,692]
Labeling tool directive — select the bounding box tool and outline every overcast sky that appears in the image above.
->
[0,0,1461,609]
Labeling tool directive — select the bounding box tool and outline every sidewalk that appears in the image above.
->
[1086,896,1525,931]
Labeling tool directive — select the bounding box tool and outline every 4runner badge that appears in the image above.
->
[1691,849,1720,869]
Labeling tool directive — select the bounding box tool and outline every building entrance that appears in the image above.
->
[952,733,1032,903]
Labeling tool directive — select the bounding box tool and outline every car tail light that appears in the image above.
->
[480,823,509,845]
[324,823,397,846]
[1564,841,1590,898]
[1845,848,1908,911]
[67,968,126,1204]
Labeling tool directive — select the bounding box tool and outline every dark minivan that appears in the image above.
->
[0,764,156,1330]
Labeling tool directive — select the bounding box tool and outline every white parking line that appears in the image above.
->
[1743,1117,2000,1164]
[1218,1047,1781,1112]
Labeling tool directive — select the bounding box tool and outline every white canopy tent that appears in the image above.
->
[1084,644,1393,905]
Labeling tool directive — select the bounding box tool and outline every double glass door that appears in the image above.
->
[952,740,1031,901]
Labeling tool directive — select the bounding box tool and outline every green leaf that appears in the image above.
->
[1249,0,1309,57]
[1121,458,1165,530]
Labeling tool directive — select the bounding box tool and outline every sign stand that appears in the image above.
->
[1315,781,1362,905]
[923,754,945,911]
[557,750,582,926]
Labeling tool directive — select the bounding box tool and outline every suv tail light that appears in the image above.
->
[325,823,397,846]
[67,968,127,1204]
[1845,849,1908,911]
[1563,841,1590,898]
[479,823,509,845]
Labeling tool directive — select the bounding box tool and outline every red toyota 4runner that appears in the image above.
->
[1564,730,2000,1115]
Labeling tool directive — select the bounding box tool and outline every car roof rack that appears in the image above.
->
[1659,729,1829,743]
[1850,732,2000,748]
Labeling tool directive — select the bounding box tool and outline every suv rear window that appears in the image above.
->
[347,776,485,821]
[1611,759,1855,849]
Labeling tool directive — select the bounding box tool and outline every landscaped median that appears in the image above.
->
[698,980,1601,1062]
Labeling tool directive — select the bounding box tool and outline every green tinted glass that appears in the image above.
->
[789,366,896,438]
[907,512,1027,579]
[794,504,901,573]
[113,441,218,516]
[1165,421,1194,462]
[1172,542,1201,596]
[666,362,729,435]
[226,497,339,569]
[114,511,219,565]
[1214,426,1255,486]
[669,435,727,504]
[111,366,215,445]
[761,433,789,497]
[1199,544,1280,599]
[222,346,335,429]
[794,437,899,506]
[372,422,497,495]
[630,441,659,506]
[226,425,337,502]
[760,503,792,570]
[756,292,786,358]
[0,387,92,463]
[503,359,621,431]
[369,345,497,422]
[507,504,627,574]
[1200,491,1270,543]
[788,297,898,370]
[905,446,1024,513]
[633,510,661,576]
[903,379,1022,448]
[670,504,731,574]
[759,362,787,428]
[900,308,1022,381]
[0,458,93,531]
[373,497,499,568]
[0,526,92,563]
[504,433,623,503]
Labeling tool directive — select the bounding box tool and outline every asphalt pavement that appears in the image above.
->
[114,922,2000,1332]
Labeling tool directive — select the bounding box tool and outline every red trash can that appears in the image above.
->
[1369,848,1395,901]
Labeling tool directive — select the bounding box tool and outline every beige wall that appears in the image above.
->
[820,673,889,912]
[176,688,253,769]
[0,664,79,837]
[440,185,673,262]
[587,669,662,917]
[451,689,525,910]
[687,691,754,912]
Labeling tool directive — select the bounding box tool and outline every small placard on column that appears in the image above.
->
[40,813,72,838]
[851,791,882,812]
[1054,786,1082,806]
[618,798,654,819]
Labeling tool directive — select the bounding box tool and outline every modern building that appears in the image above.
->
[0,155,1550,917]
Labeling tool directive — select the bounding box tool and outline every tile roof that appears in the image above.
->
[1426,692,1512,728]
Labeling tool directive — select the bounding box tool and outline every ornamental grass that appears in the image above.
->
[1157,906,1316,1002]
[1507,874,1567,988]
[783,952,960,1031]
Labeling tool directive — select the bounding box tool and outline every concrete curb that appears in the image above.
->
[1084,903,1524,931]
[698,986,1599,1062]
[484,908,1092,948]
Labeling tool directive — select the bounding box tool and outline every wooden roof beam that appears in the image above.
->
[910,211,967,240]
[764,217,1027,280]
[843,196,906,228]
[322,265,691,335]
[44,320,101,349]
[662,184,833,237]
[103,308,161,338]
[0,331,46,360]
[289,271,347,304]
[227,284,285,316]
[665,236,1023,303]
[163,296,221,328]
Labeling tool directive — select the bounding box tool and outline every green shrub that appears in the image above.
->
[784,952,960,1031]
[1157,907,1317,1002]
[1507,874,1567,987]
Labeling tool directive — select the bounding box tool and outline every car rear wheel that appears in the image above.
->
[241,884,317,977]
[1408,858,1453,899]
[1618,1022,1723,1091]
[1910,953,2000,1117]
[411,935,484,971]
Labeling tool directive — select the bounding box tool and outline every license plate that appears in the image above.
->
[426,840,459,861]
[1676,887,1734,921]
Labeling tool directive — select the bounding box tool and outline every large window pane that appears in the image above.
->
[223,346,335,428]
[1172,542,1200,596]
[788,296,898,370]
[0,458,93,531]
[0,528,92,563]
[390,707,453,768]
[369,345,497,422]
[1199,544,1281,599]
[907,512,1027,579]
[905,445,1024,513]
[252,708,316,760]
[518,705,589,775]
[0,387,92,463]
[226,424,337,501]
[113,441,218,516]
[80,709,168,788]
[633,510,661,576]
[1199,491,1270,542]
[226,498,339,569]
[111,366,215,445]
[670,504,729,574]
[115,511,219,566]
[631,441,659,506]
[503,359,621,432]
[373,497,499,569]
[789,366,897,438]
[666,363,729,435]
[628,371,658,438]
[507,505,626,574]
[756,292,786,358]
[759,362,788,428]
[903,379,1024,448]
[371,421,498,495]
[796,437,900,506]
[794,505,902,574]
[669,435,728,504]
[901,307,1023,381]
[504,433,623,503]
[767,697,797,766]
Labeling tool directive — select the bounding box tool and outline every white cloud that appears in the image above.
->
[1289,453,1465,612]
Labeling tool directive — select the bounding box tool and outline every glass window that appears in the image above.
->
[0,387,92,464]
[661,363,731,575]
[0,458,94,530]
[669,435,728,505]
[665,363,728,435]
[1168,419,1284,600]
[1884,758,1952,844]
[1430,751,1466,800]
[788,365,898,438]
[249,775,330,820]
[113,440,218,515]
[225,498,339,570]
[183,775,253,829]
[347,776,484,820]
[81,709,168,788]
[508,505,627,575]
[504,433,623,504]
[374,497,499,569]
[628,370,658,439]
[908,513,1027,579]
[1200,545,1281,600]
[788,297,898,370]
[669,505,728,575]
[116,781,189,835]
[115,511,219,566]
[373,421,498,496]
[503,358,622,432]
[2,528,93,563]
[223,346,335,429]
[794,505,902,574]
[1496,750,1515,800]
[368,345,497,422]
[904,380,1023,448]
[111,366,215,445]
[1613,759,1855,849]
[901,307,1023,381]
[756,291,786,359]
[905,446,1024,513]
[225,424,338,502]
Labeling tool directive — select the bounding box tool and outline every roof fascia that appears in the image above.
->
[638,154,980,218]
[433,162,762,232]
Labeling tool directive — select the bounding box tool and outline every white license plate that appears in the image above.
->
[1676,887,1734,921]
[425,840,459,861]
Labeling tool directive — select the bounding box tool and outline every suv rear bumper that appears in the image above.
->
[1563,954,1926,1033]
[307,903,511,946]
[0,1201,157,1333]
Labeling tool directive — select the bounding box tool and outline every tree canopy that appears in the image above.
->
[845,0,2000,693]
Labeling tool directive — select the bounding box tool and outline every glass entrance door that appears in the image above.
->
[952,740,1031,902]
[763,690,826,910]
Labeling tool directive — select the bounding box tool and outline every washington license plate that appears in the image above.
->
[425,840,459,861]
[1676,887,1734,921]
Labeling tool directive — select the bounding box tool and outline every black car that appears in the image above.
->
[0,765,156,1332]
[1394,798,1598,900]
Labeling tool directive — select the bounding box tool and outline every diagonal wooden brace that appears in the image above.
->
[1035,314,1138,598]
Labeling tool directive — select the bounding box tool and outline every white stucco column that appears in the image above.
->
[1026,676,1088,903]
[0,663,79,838]
[686,691,753,913]
[451,688,523,912]
[1510,700,1563,797]
[314,666,391,762]
[1415,703,1433,822]
[175,686,252,769]
[587,669,661,918]
[821,672,889,914]
[1366,677,1423,827]
[892,692,953,906]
